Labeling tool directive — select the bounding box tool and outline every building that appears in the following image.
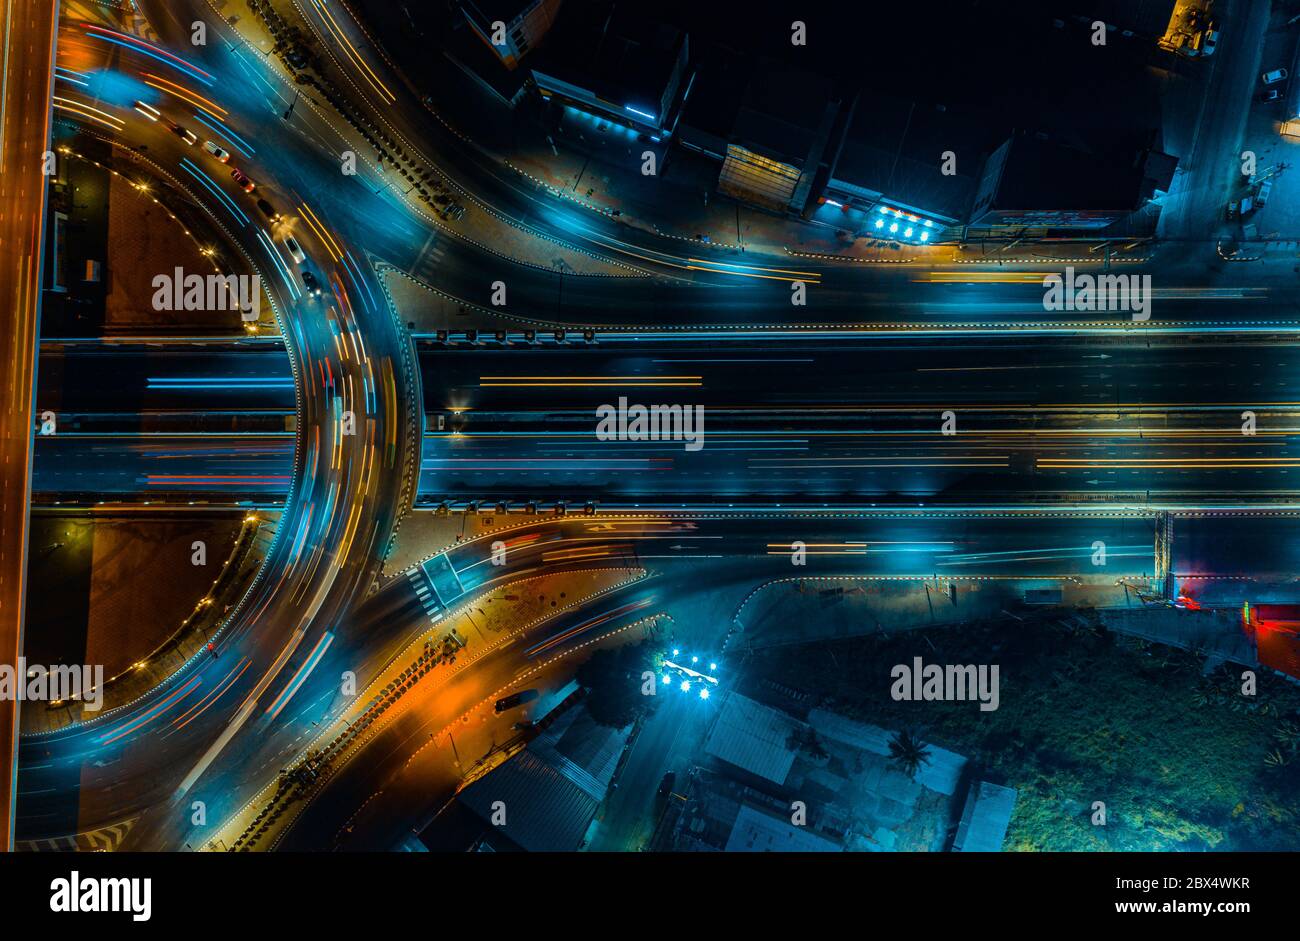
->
[460,0,563,70]
[673,45,746,161]
[1059,1,1179,42]
[445,15,531,107]
[817,93,997,240]
[724,802,842,852]
[1248,604,1300,682]
[671,695,980,852]
[531,1,690,135]
[952,780,1018,852]
[967,133,1175,233]
[703,692,800,787]
[457,703,630,851]
[661,771,846,853]
[714,65,840,214]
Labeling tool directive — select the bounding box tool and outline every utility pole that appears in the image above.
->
[1153,511,1174,601]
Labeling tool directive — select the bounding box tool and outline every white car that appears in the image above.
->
[202,140,230,162]
[282,236,306,265]
[1263,68,1289,86]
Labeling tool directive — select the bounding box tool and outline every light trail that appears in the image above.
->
[308,0,395,103]
[265,631,335,722]
[52,98,123,129]
[179,157,249,226]
[82,24,215,85]
[298,201,345,261]
[191,110,255,157]
[140,72,227,117]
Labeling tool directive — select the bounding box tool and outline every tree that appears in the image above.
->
[786,727,829,761]
[887,729,932,780]
[576,642,656,729]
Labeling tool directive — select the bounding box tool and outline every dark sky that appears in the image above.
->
[597,0,1166,133]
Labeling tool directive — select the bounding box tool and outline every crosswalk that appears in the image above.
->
[407,569,442,622]
[406,231,447,287]
[421,553,466,606]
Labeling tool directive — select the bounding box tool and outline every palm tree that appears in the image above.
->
[1274,720,1300,754]
[887,729,932,780]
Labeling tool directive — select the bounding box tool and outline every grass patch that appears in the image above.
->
[743,618,1300,850]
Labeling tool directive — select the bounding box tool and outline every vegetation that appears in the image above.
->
[743,617,1300,850]
[887,729,933,780]
[576,641,658,729]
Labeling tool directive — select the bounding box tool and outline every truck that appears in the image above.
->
[493,688,539,714]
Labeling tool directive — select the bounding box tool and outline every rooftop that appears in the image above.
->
[731,64,838,165]
[828,93,999,221]
[724,802,843,852]
[952,780,1018,852]
[458,704,631,851]
[460,0,539,24]
[705,692,799,786]
[535,2,687,116]
[983,135,1149,212]
[445,18,528,103]
[1057,0,1178,39]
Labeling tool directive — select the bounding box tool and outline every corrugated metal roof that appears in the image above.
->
[705,693,798,786]
[806,709,967,796]
[460,749,598,852]
[724,803,842,853]
[550,709,626,794]
[458,704,633,851]
[952,781,1018,852]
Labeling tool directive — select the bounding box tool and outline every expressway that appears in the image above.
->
[181,509,1300,850]
[0,0,59,851]
[70,0,1300,336]
[16,501,1300,848]
[30,335,1300,508]
[12,0,1300,855]
[416,336,1300,507]
[234,0,1300,334]
[24,10,422,852]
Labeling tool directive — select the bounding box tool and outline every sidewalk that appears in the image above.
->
[507,125,1172,267]
[727,575,1126,652]
[728,572,1263,671]
[414,40,1179,271]
[207,565,643,851]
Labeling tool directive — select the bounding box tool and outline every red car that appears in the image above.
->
[229,167,255,192]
